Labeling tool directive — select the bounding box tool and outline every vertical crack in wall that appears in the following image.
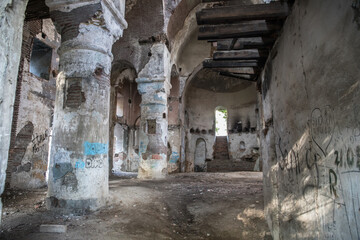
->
[353,0,360,29]
[298,1,310,103]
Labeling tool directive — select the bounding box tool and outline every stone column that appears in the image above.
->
[136,43,171,179]
[45,0,127,211]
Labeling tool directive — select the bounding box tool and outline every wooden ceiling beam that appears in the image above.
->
[197,2,289,25]
[202,0,232,2]
[213,49,269,60]
[219,72,257,82]
[203,59,260,68]
[198,20,282,40]
[216,37,276,50]
[211,67,259,74]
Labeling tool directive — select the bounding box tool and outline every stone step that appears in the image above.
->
[214,136,230,159]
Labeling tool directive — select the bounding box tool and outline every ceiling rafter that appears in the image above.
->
[197,1,292,82]
[197,2,289,25]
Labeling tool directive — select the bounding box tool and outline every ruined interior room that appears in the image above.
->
[0,0,359,239]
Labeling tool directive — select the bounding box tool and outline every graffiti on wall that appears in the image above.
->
[310,106,335,156]
[75,158,104,169]
[75,161,85,169]
[32,129,51,153]
[84,141,108,156]
[275,104,360,238]
[169,152,180,163]
[71,141,108,170]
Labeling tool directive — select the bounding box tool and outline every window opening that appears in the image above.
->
[116,93,124,118]
[29,38,52,80]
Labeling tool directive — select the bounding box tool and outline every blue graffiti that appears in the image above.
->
[75,161,85,169]
[139,142,146,154]
[84,142,108,156]
[169,152,180,163]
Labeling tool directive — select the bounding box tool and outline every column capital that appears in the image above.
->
[46,0,128,76]
[46,0,127,40]
[136,77,172,97]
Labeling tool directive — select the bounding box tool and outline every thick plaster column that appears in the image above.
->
[45,0,127,211]
[136,43,171,179]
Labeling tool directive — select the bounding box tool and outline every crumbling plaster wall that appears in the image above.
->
[113,0,165,73]
[169,3,210,77]
[185,83,259,171]
[8,19,60,189]
[0,0,29,221]
[167,66,183,174]
[260,0,360,239]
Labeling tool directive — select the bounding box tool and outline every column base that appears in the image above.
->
[46,196,105,214]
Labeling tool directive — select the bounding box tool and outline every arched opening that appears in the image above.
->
[215,106,228,137]
[109,60,140,178]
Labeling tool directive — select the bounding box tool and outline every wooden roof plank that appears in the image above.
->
[203,59,260,68]
[216,37,276,50]
[219,72,257,82]
[197,2,289,25]
[213,49,269,60]
[198,20,282,40]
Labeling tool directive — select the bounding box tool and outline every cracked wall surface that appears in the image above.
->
[260,0,360,239]
[0,0,29,222]
[7,19,60,189]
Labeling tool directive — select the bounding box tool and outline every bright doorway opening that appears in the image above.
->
[215,107,228,136]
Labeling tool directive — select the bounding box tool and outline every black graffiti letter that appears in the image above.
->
[329,169,338,198]
[347,147,354,167]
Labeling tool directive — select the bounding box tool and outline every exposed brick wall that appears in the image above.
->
[50,3,101,42]
[6,20,42,186]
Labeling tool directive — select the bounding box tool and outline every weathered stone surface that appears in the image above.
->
[112,0,165,73]
[8,18,60,190]
[46,0,127,211]
[260,0,360,239]
[136,43,171,179]
[0,0,29,222]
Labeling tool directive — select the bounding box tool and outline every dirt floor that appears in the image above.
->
[0,172,272,240]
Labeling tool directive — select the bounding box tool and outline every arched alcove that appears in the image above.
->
[194,138,206,172]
